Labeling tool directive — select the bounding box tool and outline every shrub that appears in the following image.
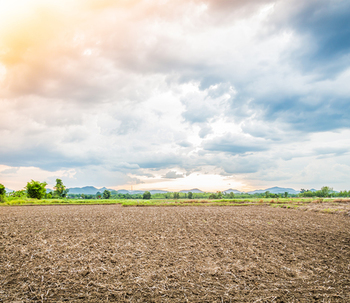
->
[0,183,5,202]
[26,180,47,199]
[143,191,151,200]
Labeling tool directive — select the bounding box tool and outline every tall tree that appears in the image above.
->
[143,191,151,199]
[103,190,111,199]
[54,179,69,198]
[320,186,332,197]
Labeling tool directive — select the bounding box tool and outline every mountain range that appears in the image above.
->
[246,187,300,195]
[63,186,301,195]
[3,186,324,195]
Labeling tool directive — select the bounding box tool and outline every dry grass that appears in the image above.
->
[333,198,350,203]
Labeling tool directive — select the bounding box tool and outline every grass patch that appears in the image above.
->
[2,199,124,206]
[320,208,339,214]
[0,197,339,209]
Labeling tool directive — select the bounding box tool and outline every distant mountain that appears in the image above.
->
[68,186,114,195]
[130,191,145,195]
[150,190,168,194]
[248,187,299,195]
[65,186,312,195]
[115,189,167,195]
[5,188,14,193]
[117,189,130,194]
[223,189,241,194]
[179,188,204,193]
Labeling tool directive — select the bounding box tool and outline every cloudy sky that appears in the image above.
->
[1,0,350,192]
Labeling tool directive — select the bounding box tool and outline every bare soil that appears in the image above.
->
[1,205,349,302]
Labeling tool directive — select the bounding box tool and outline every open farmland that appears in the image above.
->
[1,205,349,302]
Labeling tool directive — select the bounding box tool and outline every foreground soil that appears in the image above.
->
[0,206,349,302]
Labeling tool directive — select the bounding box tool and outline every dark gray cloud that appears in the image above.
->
[112,162,140,170]
[0,167,19,174]
[245,93,350,133]
[163,171,184,179]
[198,124,213,138]
[0,145,101,172]
[273,0,350,75]
[202,134,268,154]
[220,157,268,174]
[314,147,349,158]
[182,100,218,124]
[138,153,183,169]
[177,141,193,148]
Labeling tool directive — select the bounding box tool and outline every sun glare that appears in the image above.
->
[0,0,33,22]
[0,0,73,27]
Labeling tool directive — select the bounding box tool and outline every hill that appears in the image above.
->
[248,187,299,194]
[223,189,241,194]
[68,186,114,195]
[179,189,204,193]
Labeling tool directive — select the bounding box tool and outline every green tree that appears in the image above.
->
[10,190,26,198]
[284,192,288,198]
[0,184,5,202]
[54,179,69,198]
[103,190,111,199]
[216,191,223,199]
[46,192,53,199]
[188,191,193,199]
[229,192,234,199]
[173,192,180,199]
[143,191,151,199]
[26,180,47,199]
[320,186,332,197]
[265,191,270,198]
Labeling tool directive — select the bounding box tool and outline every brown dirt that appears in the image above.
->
[1,205,349,302]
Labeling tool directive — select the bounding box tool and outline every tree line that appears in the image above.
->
[1,180,349,202]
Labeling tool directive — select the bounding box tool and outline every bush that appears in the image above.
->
[26,180,47,199]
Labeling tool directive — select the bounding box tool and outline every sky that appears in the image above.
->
[1,0,350,192]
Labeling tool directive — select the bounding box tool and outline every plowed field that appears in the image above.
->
[1,205,349,302]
